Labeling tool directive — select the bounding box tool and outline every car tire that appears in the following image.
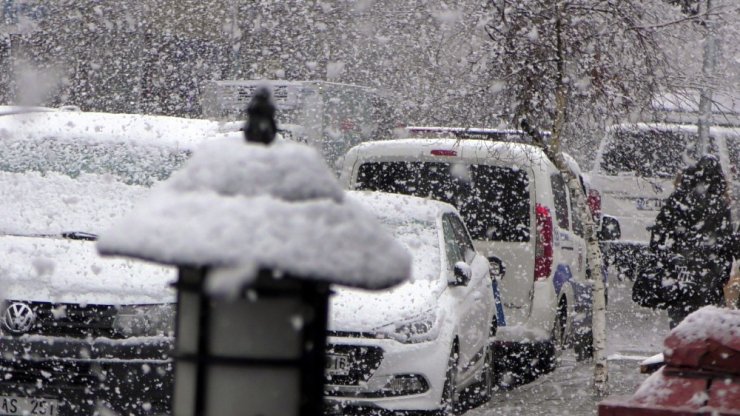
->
[480,344,494,402]
[544,298,569,373]
[441,345,459,415]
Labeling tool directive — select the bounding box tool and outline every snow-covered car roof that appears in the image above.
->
[606,122,740,137]
[98,139,411,292]
[345,138,552,169]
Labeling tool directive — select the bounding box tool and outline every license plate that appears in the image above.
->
[326,354,350,376]
[636,197,662,211]
[0,396,59,416]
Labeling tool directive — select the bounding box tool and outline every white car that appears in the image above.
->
[325,191,497,414]
[0,108,228,415]
[339,137,597,382]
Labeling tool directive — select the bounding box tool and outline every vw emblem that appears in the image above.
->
[2,303,36,334]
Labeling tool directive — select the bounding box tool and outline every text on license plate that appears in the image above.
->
[0,396,59,416]
[636,197,663,211]
[326,354,350,376]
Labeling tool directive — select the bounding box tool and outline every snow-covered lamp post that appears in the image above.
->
[97,90,410,416]
[168,266,335,416]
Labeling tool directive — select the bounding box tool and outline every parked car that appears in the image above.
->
[588,122,740,280]
[0,107,229,415]
[339,136,598,381]
[325,191,498,414]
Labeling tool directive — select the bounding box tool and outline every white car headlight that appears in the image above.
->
[113,304,175,337]
[376,310,441,344]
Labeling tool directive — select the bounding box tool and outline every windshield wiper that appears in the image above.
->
[60,231,98,241]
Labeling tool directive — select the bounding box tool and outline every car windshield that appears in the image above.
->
[0,137,190,187]
[0,136,189,236]
[599,127,707,178]
[376,215,441,282]
[355,162,531,242]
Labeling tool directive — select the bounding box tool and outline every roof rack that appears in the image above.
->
[406,126,550,144]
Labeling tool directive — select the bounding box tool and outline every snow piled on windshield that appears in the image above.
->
[0,171,148,235]
[98,140,411,291]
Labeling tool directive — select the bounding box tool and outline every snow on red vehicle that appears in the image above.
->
[599,306,740,416]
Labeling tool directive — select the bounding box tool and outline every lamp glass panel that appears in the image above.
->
[177,291,201,355]
[173,361,196,416]
[208,297,305,359]
[205,365,299,416]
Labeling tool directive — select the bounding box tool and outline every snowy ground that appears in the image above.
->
[466,277,670,416]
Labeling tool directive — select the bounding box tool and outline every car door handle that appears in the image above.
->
[561,246,575,251]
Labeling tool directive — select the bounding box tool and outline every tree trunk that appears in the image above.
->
[547,2,608,394]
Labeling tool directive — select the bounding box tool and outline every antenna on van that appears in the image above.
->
[244,87,277,145]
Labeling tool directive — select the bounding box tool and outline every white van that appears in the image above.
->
[588,123,740,278]
[339,137,596,380]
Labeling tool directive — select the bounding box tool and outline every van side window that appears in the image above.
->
[550,173,570,230]
[569,187,584,237]
[355,162,530,242]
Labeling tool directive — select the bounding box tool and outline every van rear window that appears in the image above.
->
[599,128,699,177]
[355,162,530,242]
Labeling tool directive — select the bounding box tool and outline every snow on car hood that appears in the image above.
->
[0,235,175,305]
[329,278,445,332]
[328,218,445,332]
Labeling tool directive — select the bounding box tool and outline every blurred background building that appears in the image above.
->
[0,0,496,126]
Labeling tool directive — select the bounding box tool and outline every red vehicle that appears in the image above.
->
[599,307,740,416]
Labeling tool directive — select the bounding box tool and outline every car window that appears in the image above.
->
[0,138,190,186]
[550,173,570,230]
[569,186,584,238]
[355,161,531,242]
[448,214,476,263]
[441,215,464,270]
[599,127,722,178]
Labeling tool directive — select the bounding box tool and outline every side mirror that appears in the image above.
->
[451,261,472,286]
[598,215,621,241]
[488,256,505,280]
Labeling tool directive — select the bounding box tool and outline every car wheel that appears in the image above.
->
[458,342,494,412]
[479,344,494,402]
[441,346,459,415]
[543,298,568,373]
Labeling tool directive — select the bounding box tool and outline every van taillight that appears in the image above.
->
[431,149,457,156]
[587,188,602,221]
[535,204,553,281]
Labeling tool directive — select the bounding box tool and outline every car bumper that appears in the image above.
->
[0,335,173,415]
[324,335,451,413]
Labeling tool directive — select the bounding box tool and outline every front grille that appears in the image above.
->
[1,301,118,338]
[327,331,377,339]
[0,359,96,389]
[0,357,174,415]
[325,345,383,387]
